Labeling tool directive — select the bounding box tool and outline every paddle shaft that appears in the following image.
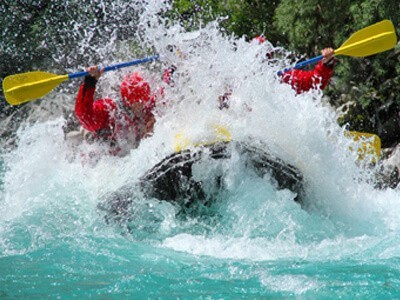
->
[68,55,159,79]
[3,20,395,105]
[277,22,396,75]
[277,55,323,75]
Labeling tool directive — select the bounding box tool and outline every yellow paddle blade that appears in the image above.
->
[346,131,381,163]
[336,20,397,57]
[174,124,232,152]
[174,133,191,153]
[3,71,69,105]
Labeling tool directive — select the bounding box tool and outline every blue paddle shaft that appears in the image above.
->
[277,55,323,76]
[68,55,159,79]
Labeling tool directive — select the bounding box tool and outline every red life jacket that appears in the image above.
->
[162,65,177,86]
[280,60,334,94]
[75,78,154,154]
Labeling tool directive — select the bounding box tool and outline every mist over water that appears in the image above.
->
[1,1,400,297]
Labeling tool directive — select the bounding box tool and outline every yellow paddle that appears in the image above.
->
[2,55,159,106]
[174,125,381,164]
[277,19,397,75]
[3,20,397,106]
[174,124,232,152]
[346,131,381,163]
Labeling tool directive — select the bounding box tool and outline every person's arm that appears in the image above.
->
[75,66,113,132]
[162,65,177,86]
[281,48,335,94]
[218,91,232,110]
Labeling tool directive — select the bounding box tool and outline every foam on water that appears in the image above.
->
[1,0,400,297]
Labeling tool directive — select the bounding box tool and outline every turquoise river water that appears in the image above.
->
[1,1,400,298]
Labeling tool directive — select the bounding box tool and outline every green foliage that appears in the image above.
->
[335,1,400,144]
[0,0,145,113]
[171,0,284,42]
[274,0,352,55]
[0,0,142,75]
[170,0,228,30]
[222,0,283,42]
[273,0,400,145]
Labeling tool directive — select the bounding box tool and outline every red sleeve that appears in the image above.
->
[162,65,177,86]
[75,80,116,132]
[281,61,334,94]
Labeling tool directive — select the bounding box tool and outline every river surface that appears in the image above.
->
[1,1,400,298]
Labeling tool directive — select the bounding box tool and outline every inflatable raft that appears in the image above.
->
[98,140,304,224]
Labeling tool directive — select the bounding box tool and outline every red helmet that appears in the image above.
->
[120,72,154,109]
[251,35,274,59]
[252,35,267,44]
